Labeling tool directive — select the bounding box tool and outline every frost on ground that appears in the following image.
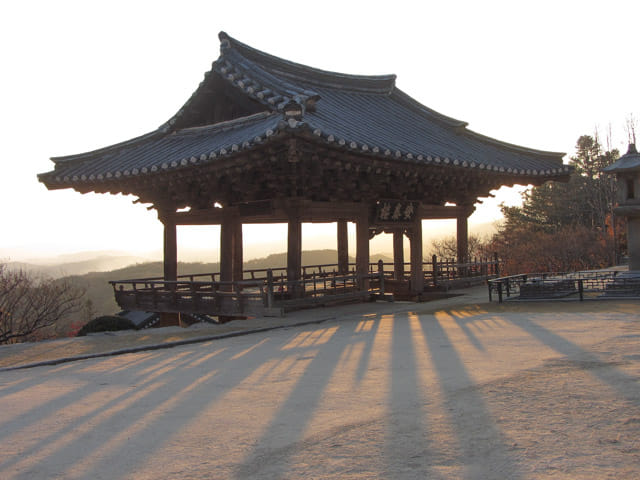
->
[0,301,638,479]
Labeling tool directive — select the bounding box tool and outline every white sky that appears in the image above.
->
[1,0,638,262]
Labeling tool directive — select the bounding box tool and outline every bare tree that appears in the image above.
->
[625,114,637,145]
[0,263,85,344]
[429,234,491,260]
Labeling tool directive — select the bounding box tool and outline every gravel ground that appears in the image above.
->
[0,289,638,479]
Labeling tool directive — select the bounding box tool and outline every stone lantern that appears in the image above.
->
[603,143,640,271]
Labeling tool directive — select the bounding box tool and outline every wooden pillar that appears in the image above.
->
[161,217,180,326]
[356,211,370,291]
[457,214,469,264]
[220,214,234,284]
[232,221,243,281]
[163,220,177,282]
[410,220,424,294]
[337,220,349,274]
[287,214,302,297]
[393,229,404,280]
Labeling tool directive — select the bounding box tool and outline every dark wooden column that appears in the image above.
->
[356,211,370,291]
[337,220,349,274]
[393,229,404,280]
[456,213,469,264]
[232,221,243,281]
[160,215,180,326]
[220,213,234,284]
[163,219,177,282]
[409,220,424,294]
[287,213,302,297]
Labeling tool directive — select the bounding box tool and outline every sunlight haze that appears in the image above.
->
[1,0,637,263]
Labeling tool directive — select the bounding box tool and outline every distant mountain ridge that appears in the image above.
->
[8,255,152,278]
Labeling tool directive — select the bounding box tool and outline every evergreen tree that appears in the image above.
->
[492,134,622,273]
[501,135,619,233]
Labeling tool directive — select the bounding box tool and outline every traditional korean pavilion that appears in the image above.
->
[39,32,568,315]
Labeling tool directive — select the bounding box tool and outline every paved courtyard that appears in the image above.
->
[1,290,639,479]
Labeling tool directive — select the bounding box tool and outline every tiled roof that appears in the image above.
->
[39,32,568,189]
[603,144,640,173]
[43,112,280,183]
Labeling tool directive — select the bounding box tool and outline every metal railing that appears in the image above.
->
[488,270,640,302]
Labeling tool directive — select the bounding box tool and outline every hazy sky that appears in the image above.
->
[1,0,638,262]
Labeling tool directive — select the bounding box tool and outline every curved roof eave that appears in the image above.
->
[50,130,164,165]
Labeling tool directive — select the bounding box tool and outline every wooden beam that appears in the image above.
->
[163,220,177,282]
[418,204,475,220]
[393,229,404,280]
[410,220,424,294]
[337,220,349,274]
[170,200,370,225]
[305,201,365,221]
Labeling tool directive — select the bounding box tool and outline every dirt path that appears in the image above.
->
[0,292,638,479]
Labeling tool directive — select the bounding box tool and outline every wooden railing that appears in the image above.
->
[109,256,500,317]
[368,254,501,286]
[122,255,499,288]
[110,279,268,317]
[110,269,388,317]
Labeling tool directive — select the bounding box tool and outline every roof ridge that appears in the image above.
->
[51,112,279,166]
[219,32,396,94]
[391,88,469,129]
[462,128,566,160]
[178,111,276,134]
[214,49,319,110]
[391,87,564,160]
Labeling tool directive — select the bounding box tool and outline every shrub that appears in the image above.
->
[77,315,136,336]
[489,224,613,275]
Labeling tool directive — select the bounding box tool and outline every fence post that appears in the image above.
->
[578,279,584,301]
[432,254,438,287]
[191,282,199,310]
[313,270,317,296]
[235,280,245,314]
[497,281,503,303]
[266,269,274,308]
[378,259,385,295]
